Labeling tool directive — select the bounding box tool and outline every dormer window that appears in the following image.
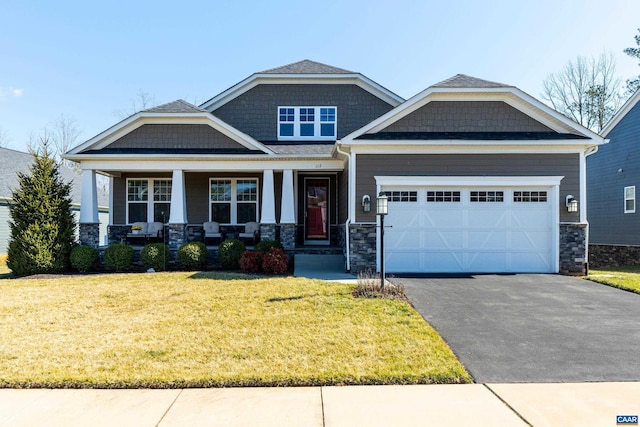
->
[278,106,336,140]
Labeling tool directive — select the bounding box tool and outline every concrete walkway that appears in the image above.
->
[1,383,639,426]
[293,254,357,281]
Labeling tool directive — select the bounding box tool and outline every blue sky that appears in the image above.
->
[1,0,639,151]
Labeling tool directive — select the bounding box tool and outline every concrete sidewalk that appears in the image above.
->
[1,382,639,426]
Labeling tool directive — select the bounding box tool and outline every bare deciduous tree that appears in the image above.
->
[114,90,157,119]
[624,28,640,95]
[0,127,12,147]
[542,52,623,132]
[49,114,82,167]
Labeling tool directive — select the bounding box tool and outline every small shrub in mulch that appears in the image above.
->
[218,239,246,270]
[178,241,208,270]
[239,250,263,274]
[352,269,408,300]
[254,239,283,254]
[262,248,289,275]
[141,243,171,271]
[70,245,98,272]
[104,243,134,272]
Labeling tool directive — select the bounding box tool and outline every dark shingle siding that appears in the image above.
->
[100,124,249,151]
[212,84,394,141]
[380,101,554,133]
[587,101,640,245]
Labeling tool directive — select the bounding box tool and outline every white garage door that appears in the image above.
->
[382,186,556,273]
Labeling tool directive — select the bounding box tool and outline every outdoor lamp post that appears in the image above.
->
[377,192,388,291]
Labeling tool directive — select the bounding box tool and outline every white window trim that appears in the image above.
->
[278,106,337,141]
[209,178,260,224]
[625,186,636,214]
[126,178,172,224]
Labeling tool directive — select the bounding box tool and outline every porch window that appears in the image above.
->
[277,106,337,140]
[126,178,172,223]
[210,178,258,224]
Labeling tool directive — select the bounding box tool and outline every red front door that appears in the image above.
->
[305,178,329,242]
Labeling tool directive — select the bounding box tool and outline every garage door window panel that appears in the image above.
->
[427,191,461,202]
[470,191,504,202]
[383,191,417,202]
[514,191,548,202]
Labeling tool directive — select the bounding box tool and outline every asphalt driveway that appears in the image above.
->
[402,274,640,383]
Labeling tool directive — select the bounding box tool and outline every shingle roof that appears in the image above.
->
[142,99,208,114]
[261,142,335,155]
[260,60,354,75]
[0,147,108,206]
[432,74,511,89]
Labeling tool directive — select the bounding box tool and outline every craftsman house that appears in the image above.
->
[66,60,604,274]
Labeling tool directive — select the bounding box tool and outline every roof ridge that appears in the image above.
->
[259,59,354,74]
[432,74,512,89]
[142,99,208,114]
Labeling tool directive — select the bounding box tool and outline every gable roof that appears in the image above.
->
[66,100,275,157]
[342,74,605,145]
[0,147,108,206]
[143,99,208,114]
[432,74,511,89]
[260,59,354,74]
[199,60,404,111]
[601,89,640,137]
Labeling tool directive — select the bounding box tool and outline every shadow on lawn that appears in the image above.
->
[189,271,266,281]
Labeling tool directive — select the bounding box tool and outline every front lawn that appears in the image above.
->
[587,266,640,294]
[0,271,470,388]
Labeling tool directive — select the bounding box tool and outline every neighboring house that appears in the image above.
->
[0,147,109,254]
[587,89,640,267]
[66,60,603,274]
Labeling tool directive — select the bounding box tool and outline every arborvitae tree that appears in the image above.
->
[7,141,76,275]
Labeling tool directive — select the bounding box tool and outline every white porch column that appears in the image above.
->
[280,169,295,224]
[79,169,98,223]
[169,169,187,224]
[261,169,276,223]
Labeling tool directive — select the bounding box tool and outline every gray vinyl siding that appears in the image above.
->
[381,101,554,133]
[0,203,9,254]
[94,124,249,152]
[212,84,394,141]
[587,101,640,245]
[355,153,580,223]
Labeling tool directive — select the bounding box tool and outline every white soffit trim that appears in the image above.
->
[342,87,606,144]
[77,158,345,172]
[350,143,592,155]
[67,112,274,155]
[601,90,640,137]
[199,74,404,111]
[374,175,564,187]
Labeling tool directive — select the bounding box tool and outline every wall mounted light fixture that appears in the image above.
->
[566,195,578,213]
[362,194,371,212]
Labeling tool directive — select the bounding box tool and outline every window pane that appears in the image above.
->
[300,123,314,136]
[211,203,231,223]
[210,180,231,201]
[154,180,172,202]
[320,107,336,121]
[128,180,148,202]
[154,203,170,223]
[280,123,294,136]
[237,180,257,201]
[320,123,335,136]
[128,203,147,223]
[237,203,257,224]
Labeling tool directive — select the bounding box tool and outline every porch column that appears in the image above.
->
[261,169,276,241]
[168,170,187,249]
[169,170,187,224]
[261,169,276,223]
[280,169,296,249]
[79,169,100,248]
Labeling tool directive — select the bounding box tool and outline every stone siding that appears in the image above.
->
[280,224,296,249]
[260,224,276,241]
[79,223,100,248]
[168,224,187,249]
[108,225,129,244]
[589,244,640,268]
[349,223,377,273]
[559,223,587,275]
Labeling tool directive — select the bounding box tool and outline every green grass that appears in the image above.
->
[587,266,640,294]
[0,270,470,388]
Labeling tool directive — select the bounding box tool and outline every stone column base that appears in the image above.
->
[79,223,100,248]
[559,223,587,275]
[280,224,296,249]
[168,224,187,249]
[348,223,377,274]
[260,223,276,241]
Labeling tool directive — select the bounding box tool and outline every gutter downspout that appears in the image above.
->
[583,143,603,275]
[335,143,351,272]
